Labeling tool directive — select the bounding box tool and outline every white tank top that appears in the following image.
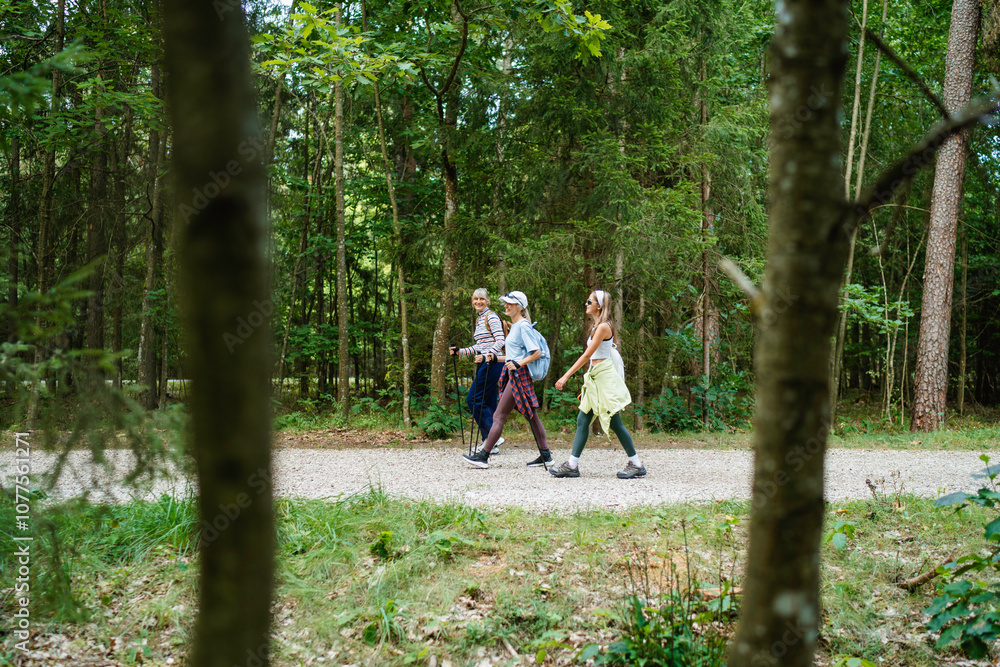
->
[587,334,614,361]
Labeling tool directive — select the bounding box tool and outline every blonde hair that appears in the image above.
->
[501,293,530,322]
[591,290,618,342]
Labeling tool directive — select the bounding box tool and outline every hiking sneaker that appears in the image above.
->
[526,450,552,467]
[493,437,505,453]
[463,449,491,469]
[617,462,647,479]
[549,461,580,478]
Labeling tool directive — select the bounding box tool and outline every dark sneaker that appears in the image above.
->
[527,450,552,467]
[617,462,647,479]
[463,449,490,469]
[549,461,580,478]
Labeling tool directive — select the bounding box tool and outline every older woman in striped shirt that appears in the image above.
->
[450,288,506,446]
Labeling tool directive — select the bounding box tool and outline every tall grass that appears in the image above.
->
[2,485,993,666]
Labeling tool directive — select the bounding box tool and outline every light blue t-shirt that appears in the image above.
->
[504,319,540,363]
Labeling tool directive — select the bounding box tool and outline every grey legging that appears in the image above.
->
[571,410,636,458]
[481,382,549,453]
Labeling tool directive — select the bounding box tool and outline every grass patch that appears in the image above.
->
[1,488,996,665]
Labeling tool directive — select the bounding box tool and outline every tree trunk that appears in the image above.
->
[111,108,133,389]
[7,134,19,327]
[430,146,460,399]
[86,125,109,352]
[842,0,869,199]
[831,0,885,422]
[727,2,850,665]
[635,293,646,431]
[313,109,328,399]
[275,202,310,397]
[427,2,467,400]
[335,2,350,418]
[957,220,968,416]
[911,0,980,431]
[36,0,65,330]
[159,226,175,409]
[365,0,411,426]
[139,63,166,409]
[699,57,716,429]
[162,2,274,667]
[881,182,917,421]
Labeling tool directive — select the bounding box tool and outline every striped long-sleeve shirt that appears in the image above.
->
[459,309,505,358]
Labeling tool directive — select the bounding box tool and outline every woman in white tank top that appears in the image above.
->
[550,290,646,479]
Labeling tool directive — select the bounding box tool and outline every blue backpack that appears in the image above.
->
[524,322,551,382]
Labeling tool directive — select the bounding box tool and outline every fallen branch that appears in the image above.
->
[897,554,956,592]
[501,636,519,659]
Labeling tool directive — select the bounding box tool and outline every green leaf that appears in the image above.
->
[961,635,990,659]
[943,581,974,596]
[984,518,1000,541]
[936,623,966,648]
[935,492,970,507]
[831,532,848,550]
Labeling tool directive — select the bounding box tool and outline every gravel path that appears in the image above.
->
[2,443,995,511]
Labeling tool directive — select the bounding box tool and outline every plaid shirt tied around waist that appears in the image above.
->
[498,365,539,420]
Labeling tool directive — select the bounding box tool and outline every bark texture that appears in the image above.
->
[728,2,851,665]
[335,3,350,417]
[138,63,166,409]
[426,1,467,399]
[365,0,411,426]
[911,0,980,432]
[7,135,19,321]
[161,0,274,665]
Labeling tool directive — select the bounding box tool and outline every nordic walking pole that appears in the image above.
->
[470,360,482,455]
[452,352,465,449]
[472,359,491,454]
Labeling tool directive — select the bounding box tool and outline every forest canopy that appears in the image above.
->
[1,0,998,434]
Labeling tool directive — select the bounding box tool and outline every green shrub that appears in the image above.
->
[925,454,1000,658]
[414,395,462,439]
[579,532,732,666]
[640,375,752,433]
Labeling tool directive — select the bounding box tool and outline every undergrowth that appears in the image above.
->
[0,485,995,666]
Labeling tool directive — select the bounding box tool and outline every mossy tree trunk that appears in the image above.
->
[335,1,350,418]
[728,1,851,665]
[161,0,274,666]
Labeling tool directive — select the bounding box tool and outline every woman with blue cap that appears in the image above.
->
[461,290,552,469]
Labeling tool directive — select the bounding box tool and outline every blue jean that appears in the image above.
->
[467,361,502,439]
